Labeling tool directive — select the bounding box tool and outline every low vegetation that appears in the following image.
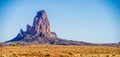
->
[10,43,20,46]
[0,45,120,57]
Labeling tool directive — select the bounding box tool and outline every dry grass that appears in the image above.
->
[0,45,120,57]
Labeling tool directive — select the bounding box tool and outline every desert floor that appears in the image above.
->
[0,45,120,57]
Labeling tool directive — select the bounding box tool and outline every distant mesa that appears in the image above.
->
[0,10,120,46]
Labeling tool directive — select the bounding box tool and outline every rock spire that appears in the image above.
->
[9,10,57,42]
[26,10,51,37]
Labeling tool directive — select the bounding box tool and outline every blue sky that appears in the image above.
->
[0,0,120,43]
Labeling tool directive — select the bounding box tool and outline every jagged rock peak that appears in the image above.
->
[36,10,46,18]
[26,10,51,37]
[8,10,57,42]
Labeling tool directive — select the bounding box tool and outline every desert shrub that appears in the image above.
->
[11,53,17,57]
[62,50,75,55]
[68,51,74,55]
[106,55,109,57]
[112,54,115,56]
[44,53,50,57]
[11,43,20,46]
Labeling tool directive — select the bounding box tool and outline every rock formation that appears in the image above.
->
[1,10,119,46]
[5,9,95,45]
[26,10,51,37]
[8,10,57,43]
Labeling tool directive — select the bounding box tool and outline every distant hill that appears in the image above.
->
[0,10,120,47]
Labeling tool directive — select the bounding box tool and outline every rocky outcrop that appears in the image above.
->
[6,10,97,45]
[8,10,57,42]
